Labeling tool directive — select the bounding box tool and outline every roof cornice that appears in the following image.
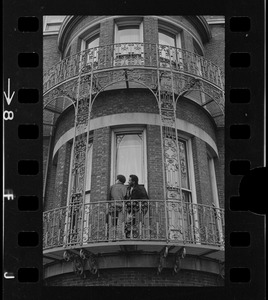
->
[58,16,84,52]
[58,15,212,52]
[187,16,211,43]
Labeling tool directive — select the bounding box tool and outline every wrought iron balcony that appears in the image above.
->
[43,43,224,95]
[43,199,225,251]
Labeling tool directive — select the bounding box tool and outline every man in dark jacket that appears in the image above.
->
[127,174,149,200]
[125,174,149,238]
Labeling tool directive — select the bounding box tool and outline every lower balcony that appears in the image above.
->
[43,199,224,265]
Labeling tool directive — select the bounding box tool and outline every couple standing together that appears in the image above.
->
[109,174,149,239]
[110,174,149,202]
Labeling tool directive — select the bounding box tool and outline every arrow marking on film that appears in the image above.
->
[3,78,15,105]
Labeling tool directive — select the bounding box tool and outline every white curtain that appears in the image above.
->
[116,134,143,184]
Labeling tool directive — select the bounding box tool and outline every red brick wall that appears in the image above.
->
[143,17,158,66]
[44,268,223,286]
[147,125,165,200]
[91,127,111,201]
[44,159,57,211]
[182,30,194,52]
[91,89,159,118]
[176,97,217,141]
[54,106,75,145]
[100,19,114,45]
[69,37,81,56]
[54,90,216,146]
[144,17,158,44]
[43,35,61,74]
[204,24,225,71]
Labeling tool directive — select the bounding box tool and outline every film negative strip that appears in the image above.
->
[2,0,266,299]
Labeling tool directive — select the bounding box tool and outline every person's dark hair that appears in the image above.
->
[117,174,126,184]
[129,174,139,184]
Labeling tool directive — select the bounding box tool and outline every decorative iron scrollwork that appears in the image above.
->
[157,246,169,275]
[80,249,99,276]
[173,247,186,274]
[63,249,99,278]
[63,250,86,278]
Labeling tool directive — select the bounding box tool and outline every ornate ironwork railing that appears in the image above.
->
[43,43,224,94]
[43,199,225,250]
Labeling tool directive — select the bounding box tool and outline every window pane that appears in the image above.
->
[159,31,176,47]
[164,137,189,189]
[118,28,140,43]
[86,36,99,49]
[178,140,189,189]
[116,134,143,183]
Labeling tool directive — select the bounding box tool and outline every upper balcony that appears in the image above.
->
[43,43,224,130]
[43,199,224,265]
[43,43,224,96]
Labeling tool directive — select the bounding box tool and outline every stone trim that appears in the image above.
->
[52,113,218,159]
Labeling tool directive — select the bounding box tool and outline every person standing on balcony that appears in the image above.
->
[108,175,128,240]
[125,174,149,238]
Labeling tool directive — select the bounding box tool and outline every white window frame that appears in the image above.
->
[66,137,93,206]
[115,22,144,44]
[158,27,182,68]
[110,127,148,191]
[170,133,199,242]
[81,29,100,66]
[65,137,93,245]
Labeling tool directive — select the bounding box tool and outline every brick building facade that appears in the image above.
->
[43,15,225,286]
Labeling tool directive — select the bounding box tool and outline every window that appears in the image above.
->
[114,20,144,66]
[193,39,203,76]
[164,136,191,200]
[84,34,99,67]
[67,138,93,205]
[111,128,147,188]
[158,29,182,68]
[86,34,100,49]
[66,138,93,245]
[116,25,141,43]
[164,135,197,241]
[159,30,176,47]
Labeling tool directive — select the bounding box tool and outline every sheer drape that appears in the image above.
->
[116,134,144,183]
